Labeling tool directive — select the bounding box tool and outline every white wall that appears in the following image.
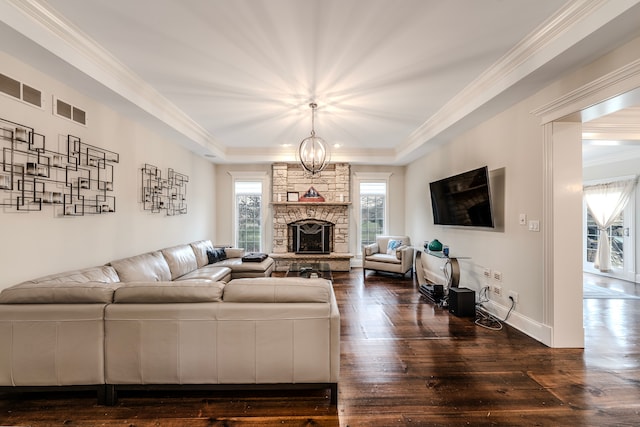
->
[405,34,640,344]
[405,99,545,322]
[0,52,216,290]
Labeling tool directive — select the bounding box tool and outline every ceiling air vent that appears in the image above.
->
[0,73,42,107]
[55,98,86,125]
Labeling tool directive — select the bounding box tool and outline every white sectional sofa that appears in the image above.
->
[0,241,339,405]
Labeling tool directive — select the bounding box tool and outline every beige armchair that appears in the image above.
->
[362,235,414,277]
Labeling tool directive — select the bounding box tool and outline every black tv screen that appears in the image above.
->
[429,166,495,228]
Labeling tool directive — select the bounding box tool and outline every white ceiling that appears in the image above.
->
[2,0,640,165]
[583,106,640,167]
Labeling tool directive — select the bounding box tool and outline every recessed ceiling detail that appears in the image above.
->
[2,0,640,164]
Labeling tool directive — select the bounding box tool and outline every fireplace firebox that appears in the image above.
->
[288,220,334,254]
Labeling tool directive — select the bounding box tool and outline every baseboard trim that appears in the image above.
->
[480,300,552,347]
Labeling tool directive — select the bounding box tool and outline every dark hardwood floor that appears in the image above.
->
[1,270,639,426]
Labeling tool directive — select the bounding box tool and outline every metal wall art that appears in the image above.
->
[0,117,118,215]
[141,163,188,215]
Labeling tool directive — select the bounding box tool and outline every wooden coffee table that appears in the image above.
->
[286,262,332,280]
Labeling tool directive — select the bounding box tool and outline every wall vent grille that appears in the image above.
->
[0,73,42,107]
[55,98,86,125]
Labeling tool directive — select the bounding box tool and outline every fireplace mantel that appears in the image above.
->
[271,202,351,207]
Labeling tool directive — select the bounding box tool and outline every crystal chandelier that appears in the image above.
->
[298,102,329,175]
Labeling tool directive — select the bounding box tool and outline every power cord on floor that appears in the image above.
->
[475,293,515,331]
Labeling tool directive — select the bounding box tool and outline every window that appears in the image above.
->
[583,177,636,281]
[360,182,386,246]
[235,181,262,252]
[354,172,392,253]
[586,210,624,268]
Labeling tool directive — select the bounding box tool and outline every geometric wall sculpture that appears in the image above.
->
[141,163,188,216]
[0,117,118,216]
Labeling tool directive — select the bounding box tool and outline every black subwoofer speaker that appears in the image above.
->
[448,287,476,317]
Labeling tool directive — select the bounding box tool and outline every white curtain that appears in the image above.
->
[583,178,636,272]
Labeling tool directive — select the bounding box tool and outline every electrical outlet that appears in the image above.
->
[493,271,502,281]
[508,290,519,304]
[483,268,491,279]
[493,285,502,296]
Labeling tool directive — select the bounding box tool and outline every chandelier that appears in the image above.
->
[298,102,329,175]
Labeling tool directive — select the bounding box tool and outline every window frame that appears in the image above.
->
[229,171,269,252]
[354,172,392,256]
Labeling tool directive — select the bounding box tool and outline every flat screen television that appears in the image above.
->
[429,166,495,228]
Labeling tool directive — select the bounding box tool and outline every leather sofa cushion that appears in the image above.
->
[176,265,232,282]
[0,281,120,304]
[190,240,214,268]
[225,248,245,258]
[110,251,172,282]
[161,244,198,280]
[113,281,225,303]
[17,265,120,285]
[223,278,332,303]
[216,257,274,272]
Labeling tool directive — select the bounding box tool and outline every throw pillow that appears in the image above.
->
[206,247,228,264]
[214,248,227,261]
[206,248,219,264]
[386,239,403,255]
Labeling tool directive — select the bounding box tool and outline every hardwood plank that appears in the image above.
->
[1,270,640,426]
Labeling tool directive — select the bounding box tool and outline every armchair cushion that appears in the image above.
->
[366,253,401,264]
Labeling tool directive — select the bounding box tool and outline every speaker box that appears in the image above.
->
[448,287,475,317]
[419,283,443,302]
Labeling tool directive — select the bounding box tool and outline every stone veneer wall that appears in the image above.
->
[272,163,350,254]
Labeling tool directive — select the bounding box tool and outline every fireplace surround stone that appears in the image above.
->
[271,163,353,271]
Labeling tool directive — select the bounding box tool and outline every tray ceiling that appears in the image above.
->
[1,0,640,165]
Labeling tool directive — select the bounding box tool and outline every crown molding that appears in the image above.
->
[222,145,397,165]
[531,58,640,123]
[396,0,640,162]
[0,0,226,159]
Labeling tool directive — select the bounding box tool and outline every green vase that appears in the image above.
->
[428,239,443,251]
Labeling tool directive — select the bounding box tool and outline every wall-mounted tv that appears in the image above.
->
[429,166,495,228]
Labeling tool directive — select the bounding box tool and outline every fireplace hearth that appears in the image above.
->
[288,219,334,254]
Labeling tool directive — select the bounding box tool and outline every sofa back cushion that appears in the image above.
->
[113,280,225,303]
[190,240,214,268]
[161,245,198,280]
[223,278,332,303]
[0,281,120,304]
[17,265,120,285]
[109,251,171,282]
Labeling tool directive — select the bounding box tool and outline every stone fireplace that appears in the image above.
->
[270,163,353,271]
